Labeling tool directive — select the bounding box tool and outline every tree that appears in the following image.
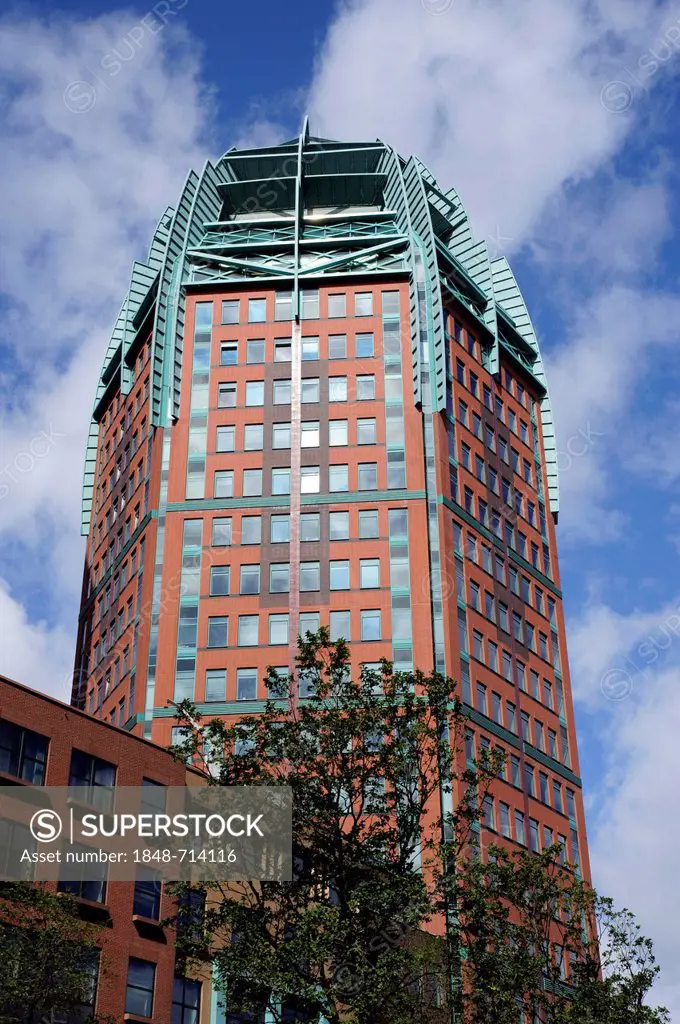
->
[0,882,104,1024]
[446,842,670,1024]
[171,630,668,1024]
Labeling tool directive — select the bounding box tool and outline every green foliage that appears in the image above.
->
[171,630,668,1024]
[0,882,103,1023]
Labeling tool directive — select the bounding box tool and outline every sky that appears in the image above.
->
[1,0,680,1011]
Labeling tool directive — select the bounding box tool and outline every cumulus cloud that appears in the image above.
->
[0,10,211,682]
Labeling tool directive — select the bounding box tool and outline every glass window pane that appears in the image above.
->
[248,298,266,323]
[271,514,290,543]
[329,511,350,540]
[221,300,239,324]
[355,292,373,316]
[328,294,346,318]
[359,510,379,538]
[238,615,259,646]
[300,513,320,541]
[328,334,347,358]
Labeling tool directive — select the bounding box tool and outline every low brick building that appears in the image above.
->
[0,674,211,1024]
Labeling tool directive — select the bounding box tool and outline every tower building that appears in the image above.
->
[73,124,589,881]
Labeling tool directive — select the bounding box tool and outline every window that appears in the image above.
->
[329,376,348,402]
[356,332,374,358]
[330,610,351,641]
[238,515,260,546]
[328,294,346,318]
[300,561,320,591]
[125,958,156,1017]
[329,464,349,492]
[270,514,290,543]
[216,383,236,410]
[57,842,107,903]
[553,781,563,814]
[515,811,526,846]
[274,338,291,362]
[302,336,319,360]
[207,616,228,648]
[272,422,291,449]
[269,614,289,645]
[329,511,350,540]
[360,558,380,589]
[359,509,379,538]
[356,374,376,401]
[530,818,540,853]
[205,669,226,702]
[329,419,348,446]
[500,802,511,838]
[275,291,292,321]
[358,463,378,490]
[270,563,290,593]
[245,381,264,407]
[243,469,263,497]
[273,379,292,404]
[328,334,347,358]
[0,720,48,784]
[301,378,320,403]
[209,565,230,596]
[300,512,320,541]
[469,580,480,611]
[330,560,350,590]
[244,424,264,451]
[355,292,373,316]
[69,750,115,810]
[216,426,234,453]
[473,630,484,661]
[301,421,320,448]
[221,299,239,324]
[236,668,257,701]
[240,564,260,595]
[220,342,238,366]
[214,470,234,498]
[357,418,377,445]
[172,977,201,1024]
[475,681,487,714]
[361,610,381,641]
[133,867,162,920]
[271,468,291,495]
[246,339,265,364]
[212,517,232,546]
[301,289,319,319]
[483,796,495,831]
[300,466,321,494]
[248,298,266,323]
[298,612,320,639]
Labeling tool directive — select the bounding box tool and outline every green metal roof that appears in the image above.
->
[80,123,560,535]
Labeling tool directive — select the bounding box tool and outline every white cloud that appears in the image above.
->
[0,11,211,677]
[566,596,680,1013]
[0,580,74,699]
[308,0,678,246]
[545,285,680,541]
[307,0,680,541]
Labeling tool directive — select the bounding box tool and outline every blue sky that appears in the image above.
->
[1,0,680,1013]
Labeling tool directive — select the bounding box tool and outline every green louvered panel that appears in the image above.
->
[456,238,497,366]
[80,418,100,535]
[171,162,226,419]
[402,158,446,411]
[491,257,559,515]
[151,170,199,426]
[121,261,159,394]
[147,207,174,271]
[379,145,422,407]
